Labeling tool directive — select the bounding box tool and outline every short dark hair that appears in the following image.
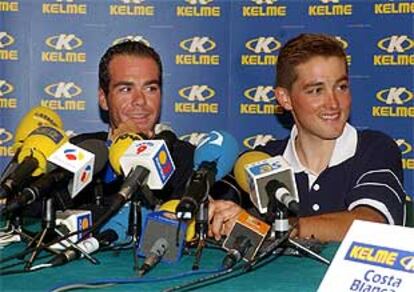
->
[276,33,347,90]
[98,40,163,96]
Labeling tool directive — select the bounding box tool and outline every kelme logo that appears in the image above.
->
[243,134,275,149]
[178,85,215,101]
[377,35,414,53]
[0,32,15,49]
[395,139,412,155]
[45,34,83,51]
[335,36,348,49]
[179,36,216,53]
[44,82,82,98]
[0,128,13,145]
[244,86,275,102]
[185,0,214,4]
[112,35,150,47]
[376,87,413,105]
[245,37,281,54]
[0,80,14,96]
[251,0,278,4]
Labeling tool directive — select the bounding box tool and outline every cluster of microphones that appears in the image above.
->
[0,105,318,279]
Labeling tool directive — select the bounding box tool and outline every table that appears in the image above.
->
[0,239,337,291]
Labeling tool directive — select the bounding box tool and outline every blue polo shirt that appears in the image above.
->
[256,124,406,225]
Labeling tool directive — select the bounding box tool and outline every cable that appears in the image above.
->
[49,268,223,292]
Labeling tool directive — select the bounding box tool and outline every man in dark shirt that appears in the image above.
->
[208,33,406,242]
[72,41,194,214]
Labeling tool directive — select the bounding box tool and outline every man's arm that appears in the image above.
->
[295,206,385,242]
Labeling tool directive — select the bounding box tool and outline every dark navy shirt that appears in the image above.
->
[255,124,406,225]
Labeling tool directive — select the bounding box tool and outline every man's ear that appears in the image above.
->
[98,88,109,111]
[275,87,293,111]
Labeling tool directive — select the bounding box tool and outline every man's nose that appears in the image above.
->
[132,90,146,106]
[325,90,340,109]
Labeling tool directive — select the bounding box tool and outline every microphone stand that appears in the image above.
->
[192,200,208,270]
[269,203,330,265]
[129,190,142,272]
[24,197,99,270]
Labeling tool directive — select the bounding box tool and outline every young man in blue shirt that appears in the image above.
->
[208,33,406,242]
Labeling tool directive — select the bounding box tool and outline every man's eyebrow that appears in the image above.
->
[143,79,160,86]
[112,81,134,88]
[303,81,324,89]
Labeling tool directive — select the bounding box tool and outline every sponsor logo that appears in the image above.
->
[176,36,220,65]
[241,85,283,115]
[77,213,92,240]
[374,1,414,15]
[179,132,208,146]
[112,35,150,47]
[243,134,276,149]
[0,1,19,12]
[177,0,221,17]
[156,149,173,178]
[0,80,17,109]
[175,85,219,113]
[0,32,18,60]
[395,138,414,170]
[243,0,287,17]
[345,241,414,273]
[242,36,280,65]
[42,0,87,15]
[80,164,92,182]
[308,0,352,16]
[109,0,155,16]
[42,34,86,63]
[64,148,85,161]
[372,87,413,118]
[42,82,86,110]
[0,128,14,157]
[374,35,414,66]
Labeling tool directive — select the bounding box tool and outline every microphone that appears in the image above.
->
[13,106,64,152]
[222,235,252,269]
[234,151,299,214]
[222,210,270,263]
[48,229,118,266]
[176,130,239,220]
[4,139,108,214]
[1,106,63,188]
[138,238,168,277]
[0,125,68,199]
[94,133,175,233]
[137,208,190,264]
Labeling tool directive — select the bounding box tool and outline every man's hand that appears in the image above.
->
[208,199,242,240]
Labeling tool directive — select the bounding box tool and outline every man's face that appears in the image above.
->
[99,55,161,138]
[276,56,351,141]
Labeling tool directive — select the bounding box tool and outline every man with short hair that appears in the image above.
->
[208,33,406,242]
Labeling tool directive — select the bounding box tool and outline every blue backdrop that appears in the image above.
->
[1,0,413,196]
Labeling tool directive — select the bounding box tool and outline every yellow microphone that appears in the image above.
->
[0,125,68,198]
[234,151,272,193]
[13,106,64,152]
[159,200,196,242]
[17,125,68,177]
[108,132,147,176]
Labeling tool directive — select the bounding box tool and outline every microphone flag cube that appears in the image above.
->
[48,141,95,197]
[245,156,298,214]
[119,140,175,190]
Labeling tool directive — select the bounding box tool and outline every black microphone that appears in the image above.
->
[48,229,118,266]
[4,139,109,214]
[222,235,252,269]
[138,237,168,277]
[266,180,299,215]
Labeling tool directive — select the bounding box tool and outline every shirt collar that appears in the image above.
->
[283,123,357,173]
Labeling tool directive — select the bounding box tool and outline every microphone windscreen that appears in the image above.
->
[234,151,272,193]
[17,125,68,176]
[13,106,63,151]
[108,132,145,175]
[194,130,239,181]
